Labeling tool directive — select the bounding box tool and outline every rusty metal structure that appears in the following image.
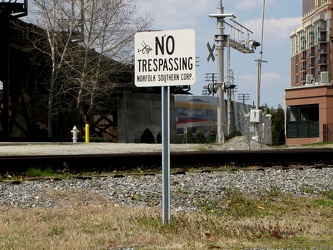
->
[0,1,28,138]
[0,1,190,142]
[0,1,121,140]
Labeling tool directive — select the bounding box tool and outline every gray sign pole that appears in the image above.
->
[162,86,170,224]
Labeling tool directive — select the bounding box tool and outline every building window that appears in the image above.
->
[286,104,319,138]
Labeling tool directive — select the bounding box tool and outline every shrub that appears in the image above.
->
[194,129,206,143]
[183,130,195,143]
[156,132,162,143]
[141,128,155,143]
[227,130,242,140]
[207,129,217,143]
[89,137,109,142]
[170,131,183,144]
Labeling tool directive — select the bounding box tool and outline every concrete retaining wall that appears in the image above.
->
[117,92,176,143]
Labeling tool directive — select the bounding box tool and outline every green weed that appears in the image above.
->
[26,167,53,177]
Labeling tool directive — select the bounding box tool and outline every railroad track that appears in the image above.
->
[1,148,333,174]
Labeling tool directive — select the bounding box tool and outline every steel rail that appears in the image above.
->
[1,148,333,174]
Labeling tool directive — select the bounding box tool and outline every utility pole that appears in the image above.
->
[209,0,258,143]
[255,0,267,110]
[250,0,267,143]
[216,1,225,144]
[204,73,217,96]
[209,1,231,144]
[238,93,250,104]
[226,36,236,135]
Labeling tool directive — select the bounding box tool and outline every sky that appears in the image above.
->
[136,0,303,108]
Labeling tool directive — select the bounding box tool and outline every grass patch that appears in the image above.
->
[314,190,333,207]
[303,141,333,147]
[26,167,54,177]
[322,190,333,200]
[315,199,333,207]
[0,188,333,249]
[195,187,291,218]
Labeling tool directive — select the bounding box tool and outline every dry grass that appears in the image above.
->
[0,188,333,249]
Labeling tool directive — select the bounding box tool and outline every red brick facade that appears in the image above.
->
[286,0,333,145]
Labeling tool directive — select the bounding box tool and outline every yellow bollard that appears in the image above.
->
[85,123,90,143]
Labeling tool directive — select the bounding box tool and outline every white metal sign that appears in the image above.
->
[135,29,196,87]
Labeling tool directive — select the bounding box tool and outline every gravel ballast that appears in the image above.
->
[1,167,332,211]
[1,137,332,211]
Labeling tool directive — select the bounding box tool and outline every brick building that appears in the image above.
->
[286,0,333,145]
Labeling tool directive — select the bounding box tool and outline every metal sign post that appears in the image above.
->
[162,86,170,224]
[134,29,196,224]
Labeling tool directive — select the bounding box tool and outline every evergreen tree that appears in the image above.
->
[266,104,285,145]
[141,128,155,143]
[194,129,206,143]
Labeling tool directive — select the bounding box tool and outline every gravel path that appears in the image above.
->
[0,136,273,156]
[1,167,332,211]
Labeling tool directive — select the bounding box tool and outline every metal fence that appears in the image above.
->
[323,123,333,142]
[287,121,319,138]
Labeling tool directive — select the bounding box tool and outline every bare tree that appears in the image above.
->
[241,111,252,150]
[27,0,151,137]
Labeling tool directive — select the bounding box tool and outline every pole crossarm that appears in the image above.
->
[210,14,256,54]
[229,39,254,54]
[224,19,255,54]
